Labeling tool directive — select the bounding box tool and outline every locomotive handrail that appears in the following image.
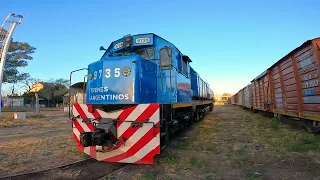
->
[68,68,88,122]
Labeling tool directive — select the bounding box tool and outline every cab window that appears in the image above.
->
[182,59,188,76]
[160,47,172,69]
[136,48,154,60]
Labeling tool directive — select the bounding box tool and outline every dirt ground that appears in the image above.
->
[107,105,320,180]
[0,109,88,177]
[1,107,68,119]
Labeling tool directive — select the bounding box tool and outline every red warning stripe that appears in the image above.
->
[87,104,101,122]
[85,104,101,130]
[134,145,160,164]
[74,104,87,118]
[103,121,160,162]
[90,146,96,159]
[73,132,84,151]
[73,116,96,157]
[136,104,159,121]
[116,105,137,127]
[115,104,159,148]
[74,104,94,131]
[73,119,85,133]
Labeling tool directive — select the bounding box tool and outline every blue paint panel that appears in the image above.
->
[303,96,320,103]
[86,56,136,104]
[304,88,315,96]
[157,69,177,104]
[86,56,157,104]
[190,66,213,99]
[176,73,192,103]
[190,67,198,97]
[137,59,157,103]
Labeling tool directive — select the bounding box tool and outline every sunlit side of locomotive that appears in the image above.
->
[71,33,214,164]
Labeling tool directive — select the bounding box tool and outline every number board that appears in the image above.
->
[86,60,135,104]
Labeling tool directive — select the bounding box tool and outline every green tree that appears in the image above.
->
[39,79,69,106]
[22,78,69,107]
[3,41,36,93]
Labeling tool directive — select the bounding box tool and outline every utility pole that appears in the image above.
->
[0,13,24,117]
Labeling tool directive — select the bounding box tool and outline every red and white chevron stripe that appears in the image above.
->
[72,103,160,164]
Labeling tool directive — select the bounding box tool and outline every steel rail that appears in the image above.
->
[0,157,125,180]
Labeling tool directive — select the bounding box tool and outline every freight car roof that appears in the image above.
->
[251,37,320,81]
[252,70,267,81]
[269,37,320,70]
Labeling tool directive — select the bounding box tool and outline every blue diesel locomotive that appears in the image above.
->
[70,33,214,164]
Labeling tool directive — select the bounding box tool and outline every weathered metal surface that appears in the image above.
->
[251,38,320,121]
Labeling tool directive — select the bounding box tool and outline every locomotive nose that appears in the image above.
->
[86,55,157,105]
[87,56,137,104]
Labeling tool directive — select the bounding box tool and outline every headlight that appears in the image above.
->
[88,73,93,80]
[122,67,131,76]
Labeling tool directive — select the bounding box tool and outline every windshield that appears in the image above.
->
[136,48,154,60]
[115,48,155,60]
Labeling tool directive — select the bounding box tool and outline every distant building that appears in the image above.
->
[63,82,86,112]
[220,95,231,102]
[2,96,24,108]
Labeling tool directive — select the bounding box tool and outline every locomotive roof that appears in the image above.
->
[104,33,192,62]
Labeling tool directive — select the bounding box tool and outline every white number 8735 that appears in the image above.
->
[105,68,121,78]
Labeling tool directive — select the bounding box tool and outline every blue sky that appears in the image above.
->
[1,0,319,95]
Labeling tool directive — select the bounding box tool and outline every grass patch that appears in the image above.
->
[230,149,249,167]
[177,138,191,150]
[246,172,263,180]
[288,144,320,152]
[204,146,216,153]
[187,157,199,167]
[253,115,269,127]
[159,154,179,164]
[142,172,155,180]
[203,127,215,135]
[233,149,247,155]
[270,119,280,131]
[134,172,155,180]
[288,135,320,152]
[104,176,111,180]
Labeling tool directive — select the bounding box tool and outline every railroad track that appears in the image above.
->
[0,158,125,180]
